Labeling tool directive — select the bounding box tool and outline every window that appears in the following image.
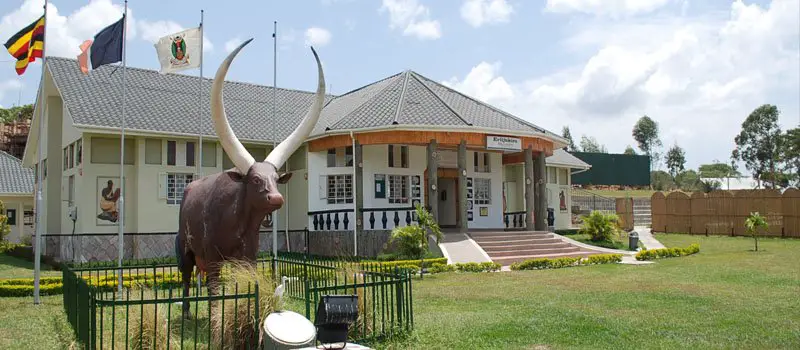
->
[67,175,75,205]
[166,173,194,205]
[167,141,176,166]
[145,139,162,165]
[558,168,568,185]
[63,147,68,171]
[201,142,216,167]
[68,143,74,169]
[76,139,82,166]
[186,141,196,167]
[474,152,491,173]
[326,147,353,168]
[326,174,353,204]
[90,137,134,164]
[547,168,557,184]
[388,145,408,168]
[474,178,491,205]
[388,175,409,204]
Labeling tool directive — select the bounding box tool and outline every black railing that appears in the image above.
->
[504,211,527,229]
[308,209,355,231]
[361,207,417,230]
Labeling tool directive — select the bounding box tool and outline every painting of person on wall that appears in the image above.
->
[559,190,567,212]
[97,179,120,223]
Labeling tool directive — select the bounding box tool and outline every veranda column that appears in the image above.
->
[524,146,535,230]
[354,140,364,238]
[426,139,439,222]
[458,140,468,233]
[535,151,547,231]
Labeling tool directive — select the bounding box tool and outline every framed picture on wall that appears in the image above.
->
[412,199,421,208]
[467,211,473,221]
[480,207,489,216]
[467,177,473,188]
[412,175,420,186]
[467,188,473,199]
[468,200,473,210]
[96,176,129,226]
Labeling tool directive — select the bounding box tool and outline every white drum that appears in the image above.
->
[262,311,317,349]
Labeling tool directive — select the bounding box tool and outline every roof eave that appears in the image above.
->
[307,125,565,146]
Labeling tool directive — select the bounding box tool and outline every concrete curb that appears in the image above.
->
[552,232,637,256]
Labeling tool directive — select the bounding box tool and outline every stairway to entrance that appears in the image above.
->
[469,231,602,266]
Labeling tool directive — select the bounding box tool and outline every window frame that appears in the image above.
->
[474,178,491,205]
[388,175,409,204]
[326,174,353,204]
[166,172,194,205]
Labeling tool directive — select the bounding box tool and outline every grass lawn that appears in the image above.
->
[2,234,800,349]
[567,233,635,251]
[373,234,800,349]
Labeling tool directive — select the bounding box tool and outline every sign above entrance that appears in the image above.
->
[486,136,521,151]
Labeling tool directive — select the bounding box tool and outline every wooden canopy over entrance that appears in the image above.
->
[307,130,554,156]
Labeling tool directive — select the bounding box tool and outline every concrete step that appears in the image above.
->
[469,231,550,238]
[470,233,553,241]
[481,240,571,252]
[472,237,562,245]
[486,246,581,257]
[493,251,602,265]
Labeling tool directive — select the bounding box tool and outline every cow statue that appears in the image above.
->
[175,38,325,318]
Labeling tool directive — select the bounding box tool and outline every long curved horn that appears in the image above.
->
[265,46,325,169]
[210,38,256,174]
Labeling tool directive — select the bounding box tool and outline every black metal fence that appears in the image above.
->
[62,252,413,349]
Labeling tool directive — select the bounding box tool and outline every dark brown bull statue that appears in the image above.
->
[175,38,325,318]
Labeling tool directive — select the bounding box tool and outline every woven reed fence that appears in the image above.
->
[650,189,800,237]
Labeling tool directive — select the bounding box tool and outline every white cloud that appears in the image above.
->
[443,0,800,170]
[0,79,23,104]
[224,37,243,53]
[442,62,514,104]
[304,27,332,47]
[545,0,673,17]
[460,0,514,27]
[0,0,137,59]
[380,0,441,40]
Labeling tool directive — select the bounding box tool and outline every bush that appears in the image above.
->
[388,204,443,260]
[554,229,580,235]
[360,257,447,270]
[635,243,700,261]
[510,254,622,271]
[579,211,621,242]
[454,262,501,273]
[428,263,455,274]
[583,254,623,265]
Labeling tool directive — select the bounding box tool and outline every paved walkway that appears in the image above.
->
[634,227,666,250]
[438,233,492,264]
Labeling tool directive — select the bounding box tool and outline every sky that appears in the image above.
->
[0,0,797,173]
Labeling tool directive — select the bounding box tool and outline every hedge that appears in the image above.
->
[359,257,448,270]
[510,254,623,271]
[0,277,63,297]
[635,244,700,261]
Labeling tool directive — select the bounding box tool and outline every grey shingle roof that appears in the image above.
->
[46,57,562,145]
[47,57,335,143]
[312,70,563,142]
[0,151,34,194]
[547,149,591,169]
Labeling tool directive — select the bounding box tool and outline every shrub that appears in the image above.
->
[428,263,455,274]
[453,262,500,273]
[635,243,700,261]
[388,204,443,261]
[583,254,623,265]
[579,211,621,242]
[360,258,447,270]
[554,228,580,235]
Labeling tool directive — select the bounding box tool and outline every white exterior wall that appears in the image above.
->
[545,166,572,230]
[467,150,504,229]
[0,195,33,243]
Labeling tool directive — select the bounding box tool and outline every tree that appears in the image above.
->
[623,145,636,155]
[632,115,663,170]
[580,135,607,153]
[698,162,741,178]
[745,212,768,252]
[676,170,701,191]
[665,143,686,178]
[0,104,33,124]
[650,171,675,191]
[562,126,578,152]
[389,204,443,275]
[0,200,10,241]
[731,104,784,189]
[779,127,799,187]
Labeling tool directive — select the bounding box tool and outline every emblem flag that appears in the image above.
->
[154,27,201,74]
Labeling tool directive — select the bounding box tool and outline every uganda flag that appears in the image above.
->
[4,15,45,75]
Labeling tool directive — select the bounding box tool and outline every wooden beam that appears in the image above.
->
[308,130,555,154]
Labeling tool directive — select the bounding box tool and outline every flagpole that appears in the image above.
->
[272,21,278,261]
[117,0,128,294]
[197,10,204,178]
[33,0,48,306]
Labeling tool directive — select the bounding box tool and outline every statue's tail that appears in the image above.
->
[175,234,184,269]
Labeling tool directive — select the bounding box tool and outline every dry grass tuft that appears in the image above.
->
[339,265,375,340]
[210,259,280,349]
[127,289,179,350]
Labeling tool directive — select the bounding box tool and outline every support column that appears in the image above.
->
[354,141,363,249]
[426,139,439,222]
[524,147,535,231]
[458,140,468,233]
[535,151,547,231]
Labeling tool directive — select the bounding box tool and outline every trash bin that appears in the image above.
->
[263,310,317,350]
[629,231,639,251]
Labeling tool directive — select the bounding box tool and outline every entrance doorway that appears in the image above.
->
[438,178,457,227]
